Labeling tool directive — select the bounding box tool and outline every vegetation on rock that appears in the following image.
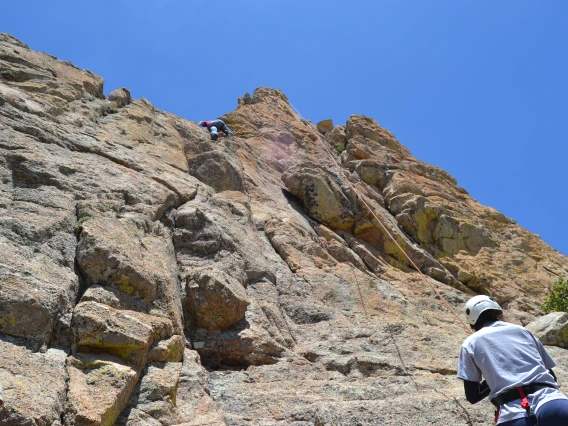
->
[541,276,568,314]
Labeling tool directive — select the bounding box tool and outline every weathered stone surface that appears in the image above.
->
[78,217,167,301]
[1,34,568,426]
[174,350,226,426]
[117,349,226,426]
[186,150,245,193]
[282,166,356,231]
[123,362,182,425]
[184,269,250,332]
[346,114,411,157]
[108,88,132,108]
[65,354,140,426]
[81,285,150,313]
[147,335,184,363]
[188,313,290,367]
[0,340,67,426]
[326,125,348,152]
[265,216,337,272]
[72,301,174,366]
[0,33,104,102]
[0,237,78,347]
[77,216,183,333]
[526,312,568,348]
[316,119,333,134]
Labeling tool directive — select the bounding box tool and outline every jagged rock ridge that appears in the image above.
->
[0,33,567,425]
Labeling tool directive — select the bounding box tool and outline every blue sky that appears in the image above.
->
[2,1,567,256]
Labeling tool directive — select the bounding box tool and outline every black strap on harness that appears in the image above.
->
[490,383,556,407]
[490,383,557,425]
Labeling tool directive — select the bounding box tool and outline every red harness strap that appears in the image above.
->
[494,387,536,425]
[517,386,531,410]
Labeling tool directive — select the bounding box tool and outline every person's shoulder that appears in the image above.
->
[462,321,514,345]
[496,321,526,332]
[489,321,534,340]
[462,332,479,348]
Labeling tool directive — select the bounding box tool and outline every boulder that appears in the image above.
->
[184,269,250,331]
[64,354,140,426]
[76,216,183,333]
[72,301,174,366]
[77,217,167,301]
[526,312,568,348]
[148,335,185,363]
[108,87,132,108]
[346,115,410,157]
[316,119,333,134]
[327,125,348,151]
[282,166,355,231]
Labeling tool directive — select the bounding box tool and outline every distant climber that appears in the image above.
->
[199,119,234,141]
[0,382,3,408]
[458,295,568,425]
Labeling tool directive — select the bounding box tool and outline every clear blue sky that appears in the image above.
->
[2,1,567,255]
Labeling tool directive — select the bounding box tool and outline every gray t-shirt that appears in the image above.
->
[457,321,567,424]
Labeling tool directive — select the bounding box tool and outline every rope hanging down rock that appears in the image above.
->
[287,101,472,336]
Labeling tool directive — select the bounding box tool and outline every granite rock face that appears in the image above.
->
[527,312,568,348]
[1,33,567,425]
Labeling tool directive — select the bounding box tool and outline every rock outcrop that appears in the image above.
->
[527,312,568,348]
[0,33,567,425]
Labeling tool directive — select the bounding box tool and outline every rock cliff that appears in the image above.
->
[0,33,567,426]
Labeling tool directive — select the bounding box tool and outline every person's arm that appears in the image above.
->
[463,380,491,404]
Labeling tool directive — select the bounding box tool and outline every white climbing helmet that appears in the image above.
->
[464,295,502,325]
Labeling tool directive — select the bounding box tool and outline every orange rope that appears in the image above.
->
[288,102,472,335]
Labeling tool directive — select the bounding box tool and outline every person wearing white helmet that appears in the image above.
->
[198,119,234,141]
[457,295,568,425]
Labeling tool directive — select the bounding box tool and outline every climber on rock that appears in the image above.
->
[457,295,568,425]
[0,382,4,409]
[199,119,234,141]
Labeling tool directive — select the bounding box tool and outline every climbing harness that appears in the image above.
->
[490,383,557,425]
[518,386,539,426]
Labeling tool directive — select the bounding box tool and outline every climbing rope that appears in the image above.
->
[220,98,475,423]
[213,95,470,334]
[287,101,472,335]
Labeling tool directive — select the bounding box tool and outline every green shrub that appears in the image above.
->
[334,142,345,153]
[541,276,568,314]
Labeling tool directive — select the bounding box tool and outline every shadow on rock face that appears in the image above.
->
[186,315,288,369]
